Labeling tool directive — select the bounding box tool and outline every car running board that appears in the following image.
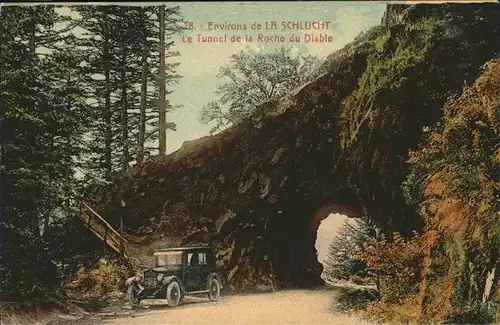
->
[186,290,210,294]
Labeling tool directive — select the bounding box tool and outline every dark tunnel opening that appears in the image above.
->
[265,200,364,289]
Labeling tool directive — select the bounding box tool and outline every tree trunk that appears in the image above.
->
[43,137,54,240]
[29,8,40,236]
[0,114,4,224]
[137,10,148,166]
[103,9,113,180]
[121,46,129,170]
[64,73,72,216]
[158,5,167,156]
[120,215,124,262]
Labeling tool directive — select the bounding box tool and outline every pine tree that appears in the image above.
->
[0,5,91,299]
[74,5,118,181]
[322,218,378,283]
[74,5,183,178]
[136,7,149,166]
[143,5,182,157]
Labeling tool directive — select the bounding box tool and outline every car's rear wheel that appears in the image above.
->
[166,281,181,307]
[208,278,220,302]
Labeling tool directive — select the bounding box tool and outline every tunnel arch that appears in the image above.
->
[259,195,365,289]
[310,203,365,280]
[315,213,353,271]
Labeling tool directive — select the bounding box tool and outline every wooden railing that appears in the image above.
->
[76,200,129,263]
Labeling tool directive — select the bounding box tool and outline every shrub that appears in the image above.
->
[61,258,124,297]
[361,232,429,304]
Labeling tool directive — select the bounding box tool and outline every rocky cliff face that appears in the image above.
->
[87,3,500,290]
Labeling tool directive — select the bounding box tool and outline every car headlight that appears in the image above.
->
[135,274,143,282]
[157,273,164,282]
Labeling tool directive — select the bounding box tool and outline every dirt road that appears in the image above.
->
[85,286,374,325]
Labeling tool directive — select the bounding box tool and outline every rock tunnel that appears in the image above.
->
[87,4,500,290]
[265,200,365,288]
[210,179,366,289]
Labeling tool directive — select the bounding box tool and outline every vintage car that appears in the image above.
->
[125,246,223,307]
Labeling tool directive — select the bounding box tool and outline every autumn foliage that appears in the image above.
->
[360,59,500,324]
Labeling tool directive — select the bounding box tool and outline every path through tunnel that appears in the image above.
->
[263,198,365,289]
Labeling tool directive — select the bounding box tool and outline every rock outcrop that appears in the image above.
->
[87,3,500,290]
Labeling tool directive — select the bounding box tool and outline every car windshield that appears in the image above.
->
[154,251,182,267]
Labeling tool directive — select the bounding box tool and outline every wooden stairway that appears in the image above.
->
[76,200,130,263]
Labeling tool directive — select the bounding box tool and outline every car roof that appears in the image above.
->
[154,246,213,254]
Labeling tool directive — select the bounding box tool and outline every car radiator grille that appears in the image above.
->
[144,270,158,288]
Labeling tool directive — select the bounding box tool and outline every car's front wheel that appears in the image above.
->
[166,281,182,307]
[208,278,221,302]
[126,283,141,306]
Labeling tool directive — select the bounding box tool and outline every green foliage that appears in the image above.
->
[0,228,58,299]
[1,6,90,289]
[199,46,321,134]
[372,28,390,54]
[340,18,438,149]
